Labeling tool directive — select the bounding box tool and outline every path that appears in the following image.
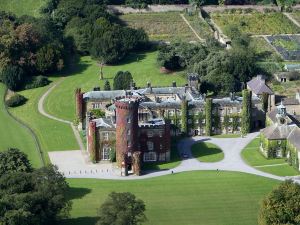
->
[49,132,294,182]
[284,12,300,28]
[180,14,205,42]
[38,78,85,151]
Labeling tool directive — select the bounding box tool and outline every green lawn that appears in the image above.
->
[183,12,213,39]
[251,37,280,62]
[212,133,241,138]
[0,84,42,167]
[211,12,300,35]
[9,80,79,163]
[45,51,186,121]
[241,137,300,176]
[61,171,279,225]
[290,11,300,25]
[0,0,45,17]
[191,142,224,162]
[120,12,197,42]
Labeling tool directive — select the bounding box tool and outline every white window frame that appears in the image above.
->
[92,103,101,109]
[102,146,110,160]
[144,151,157,162]
[103,132,109,141]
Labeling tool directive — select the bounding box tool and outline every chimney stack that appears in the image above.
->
[172,81,176,87]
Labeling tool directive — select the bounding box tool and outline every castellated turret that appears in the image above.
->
[115,97,139,167]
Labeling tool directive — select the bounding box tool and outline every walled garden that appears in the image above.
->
[120,12,198,42]
[211,12,300,35]
[265,35,300,61]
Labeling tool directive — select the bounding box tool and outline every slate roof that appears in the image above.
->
[261,124,294,139]
[281,97,300,105]
[247,75,273,95]
[92,118,115,128]
[83,90,125,100]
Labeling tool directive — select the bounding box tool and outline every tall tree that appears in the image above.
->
[0,65,25,91]
[113,71,133,90]
[0,148,32,177]
[259,180,300,225]
[104,80,111,91]
[97,192,147,225]
[0,164,71,225]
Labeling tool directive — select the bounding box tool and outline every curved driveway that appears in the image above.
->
[38,78,85,151]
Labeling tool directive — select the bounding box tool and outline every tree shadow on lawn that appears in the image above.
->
[66,187,92,201]
[60,217,98,225]
[191,142,223,159]
[114,51,148,66]
[49,55,90,78]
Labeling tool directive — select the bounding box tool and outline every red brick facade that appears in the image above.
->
[75,88,84,120]
[115,99,139,167]
[87,121,97,162]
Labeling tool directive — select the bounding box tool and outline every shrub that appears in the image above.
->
[259,180,300,225]
[91,109,105,118]
[25,76,50,89]
[0,65,25,91]
[5,94,27,107]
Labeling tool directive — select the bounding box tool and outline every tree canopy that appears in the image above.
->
[0,149,71,225]
[259,180,300,225]
[0,148,32,176]
[97,192,147,225]
[113,71,133,90]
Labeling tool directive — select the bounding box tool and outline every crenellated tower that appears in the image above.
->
[115,97,139,167]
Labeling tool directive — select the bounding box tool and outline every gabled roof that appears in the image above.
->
[247,75,273,95]
[261,124,294,140]
[92,118,115,128]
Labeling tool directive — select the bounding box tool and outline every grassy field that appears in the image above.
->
[0,84,42,167]
[290,11,300,24]
[211,12,300,35]
[212,133,240,138]
[270,80,300,97]
[183,12,213,39]
[241,137,300,176]
[0,0,45,17]
[9,79,79,163]
[191,142,224,162]
[120,12,197,42]
[61,171,279,225]
[45,51,186,121]
[251,37,281,62]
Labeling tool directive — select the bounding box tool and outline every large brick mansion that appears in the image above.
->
[75,74,274,174]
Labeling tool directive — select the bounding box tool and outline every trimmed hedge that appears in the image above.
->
[5,94,27,107]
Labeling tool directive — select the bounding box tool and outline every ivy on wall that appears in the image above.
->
[241,90,252,135]
[205,98,212,136]
[181,97,188,136]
